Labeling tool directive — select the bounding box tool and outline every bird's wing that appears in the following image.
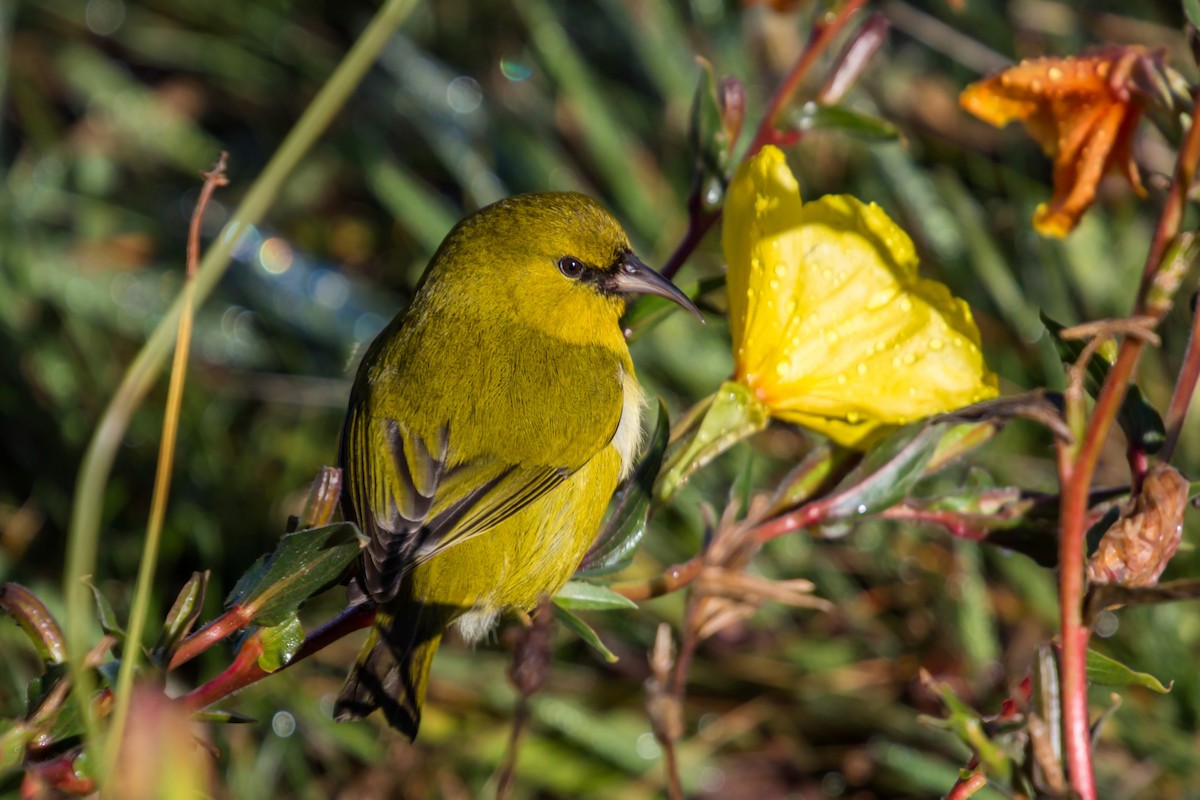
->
[341,408,580,603]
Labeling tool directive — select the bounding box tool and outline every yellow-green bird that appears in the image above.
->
[334,192,700,739]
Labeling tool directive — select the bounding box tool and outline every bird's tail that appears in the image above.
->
[334,607,442,741]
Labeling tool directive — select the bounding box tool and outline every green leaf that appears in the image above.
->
[924,422,998,475]
[657,380,770,501]
[786,102,899,141]
[821,421,947,519]
[578,399,669,576]
[1041,313,1165,453]
[553,604,618,663]
[1086,648,1171,693]
[87,581,125,642]
[768,442,846,515]
[1185,0,1200,31]
[256,615,305,673]
[687,57,737,211]
[0,719,31,772]
[554,580,637,611]
[226,522,365,627]
[920,673,1011,780]
[153,571,207,664]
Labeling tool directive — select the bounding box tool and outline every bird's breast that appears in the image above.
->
[612,365,645,478]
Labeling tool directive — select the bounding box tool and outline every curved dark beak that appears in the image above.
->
[612,253,704,323]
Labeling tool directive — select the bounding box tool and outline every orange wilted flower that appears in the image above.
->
[960,46,1157,237]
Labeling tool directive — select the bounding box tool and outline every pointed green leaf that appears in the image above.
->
[1042,313,1165,452]
[1185,0,1200,34]
[657,380,769,501]
[226,522,365,627]
[87,581,125,642]
[579,400,669,576]
[554,581,637,611]
[787,102,899,141]
[153,571,207,663]
[821,421,947,519]
[553,605,618,663]
[1086,648,1171,693]
[256,615,305,673]
[920,673,1011,780]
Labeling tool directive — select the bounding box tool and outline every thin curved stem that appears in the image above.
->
[63,1,418,777]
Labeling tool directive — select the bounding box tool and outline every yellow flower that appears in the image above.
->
[724,146,998,448]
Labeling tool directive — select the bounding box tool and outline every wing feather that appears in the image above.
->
[343,408,574,602]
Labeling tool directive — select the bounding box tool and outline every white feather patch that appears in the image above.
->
[613,366,645,479]
[456,607,501,643]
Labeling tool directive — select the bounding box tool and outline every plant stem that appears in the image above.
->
[747,0,868,156]
[105,154,227,779]
[183,602,374,711]
[61,0,418,777]
[612,556,704,601]
[168,605,255,671]
[1053,91,1200,800]
[660,0,870,282]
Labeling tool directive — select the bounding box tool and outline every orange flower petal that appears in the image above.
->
[960,47,1153,237]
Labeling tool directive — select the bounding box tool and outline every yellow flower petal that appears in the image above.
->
[724,146,998,448]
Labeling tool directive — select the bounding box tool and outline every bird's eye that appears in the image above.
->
[558,256,585,279]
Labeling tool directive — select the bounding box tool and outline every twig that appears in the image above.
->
[105,153,228,778]
[1054,90,1200,800]
[168,604,255,671]
[645,624,684,800]
[659,0,871,281]
[496,598,555,800]
[612,555,704,601]
[748,0,869,155]
[182,601,374,712]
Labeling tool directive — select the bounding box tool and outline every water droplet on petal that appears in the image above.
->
[837,374,847,385]
[898,297,913,313]
[857,363,868,376]
[773,263,786,278]
[929,338,944,351]
[856,504,867,515]
[846,410,861,424]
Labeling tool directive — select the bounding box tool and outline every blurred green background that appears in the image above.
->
[3,0,1200,797]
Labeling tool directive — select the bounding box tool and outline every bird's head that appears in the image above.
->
[429,192,700,347]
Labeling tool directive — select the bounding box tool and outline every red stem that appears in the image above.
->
[182,602,374,711]
[613,556,704,601]
[747,0,868,156]
[1054,91,1200,800]
[169,605,253,670]
[660,0,870,282]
